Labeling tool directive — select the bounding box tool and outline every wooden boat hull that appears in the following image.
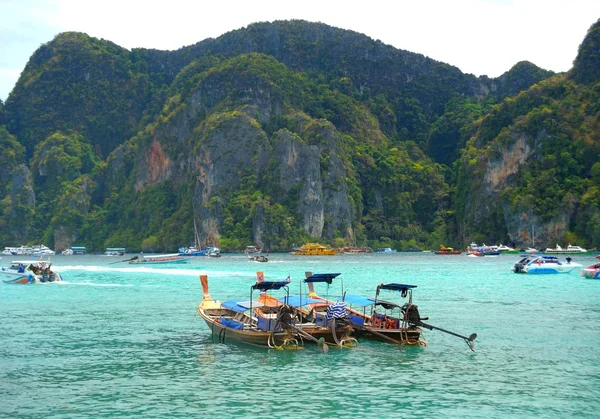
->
[352,326,423,345]
[200,316,293,347]
[1,271,62,284]
[131,256,191,264]
[198,308,349,348]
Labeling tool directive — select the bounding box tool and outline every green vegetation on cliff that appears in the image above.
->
[1,19,597,252]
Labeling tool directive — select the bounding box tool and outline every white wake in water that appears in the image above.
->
[53,265,248,278]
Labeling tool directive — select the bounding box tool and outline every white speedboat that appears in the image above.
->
[544,244,587,254]
[374,247,397,254]
[31,244,55,256]
[1,260,63,284]
[496,244,515,252]
[512,255,581,274]
[2,247,18,255]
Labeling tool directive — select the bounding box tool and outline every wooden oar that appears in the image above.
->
[109,256,138,265]
[415,321,477,351]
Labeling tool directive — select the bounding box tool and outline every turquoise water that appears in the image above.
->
[1,253,599,418]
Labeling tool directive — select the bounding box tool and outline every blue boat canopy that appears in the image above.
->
[222,300,265,313]
[339,294,375,307]
[304,273,341,284]
[252,281,289,291]
[378,283,417,292]
[278,295,323,307]
[222,300,249,313]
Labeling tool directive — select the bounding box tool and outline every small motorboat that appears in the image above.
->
[512,255,582,274]
[245,246,267,262]
[1,260,63,284]
[581,260,600,279]
[466,244,501,257]
[374,247,397,254]
[248,254,268,262]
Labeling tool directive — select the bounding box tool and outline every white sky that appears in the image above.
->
[1,0,599,101]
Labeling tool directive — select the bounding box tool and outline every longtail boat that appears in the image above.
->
[303,272,477,350]
[302,272,423,346]
[196,274,332,351]
[128,253,191,264]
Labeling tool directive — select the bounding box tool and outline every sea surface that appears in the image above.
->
[1,252,599,418]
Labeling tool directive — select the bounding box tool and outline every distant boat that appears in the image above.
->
[179,218,208,256]
[105,247,126,256]
[248,254,268,262]
[342,246,373,254]
[374,248,397,254]
[293,243,337,256]
[435,245,461,255]
[206,247,222,258]
[512,255,581,274]
[129,254,191,264]
[544,244,588,254]
[62,246,86,255]
[245,245,262,255]
[31,244,55,256]
[581,261,600,279]
[466,244,501,257]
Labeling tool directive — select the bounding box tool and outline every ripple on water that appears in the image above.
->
[1,253,599,417]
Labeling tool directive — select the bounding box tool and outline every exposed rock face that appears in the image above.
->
[503,209,569,249]
[135,137,174,192]
[273,129,324,236]
[483,135,532,194]
[192,111,269,245]
[462,128,573,247]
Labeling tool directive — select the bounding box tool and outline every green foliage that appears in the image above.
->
[427,96,485,165]
[0,126,25,195]
[6,32,152,158]
[456,68,600,246]
[570,18,600,85]
[0,20,593,251]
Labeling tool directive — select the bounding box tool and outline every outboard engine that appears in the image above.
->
[514,262,528,273]
[403,304,421,325]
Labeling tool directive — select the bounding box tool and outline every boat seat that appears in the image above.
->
[257,316,282,332]
[219,317,244,330]
[348,314,365,326]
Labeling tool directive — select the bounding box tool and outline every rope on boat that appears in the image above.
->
[269,305,304,350]
[329,319,358,348]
